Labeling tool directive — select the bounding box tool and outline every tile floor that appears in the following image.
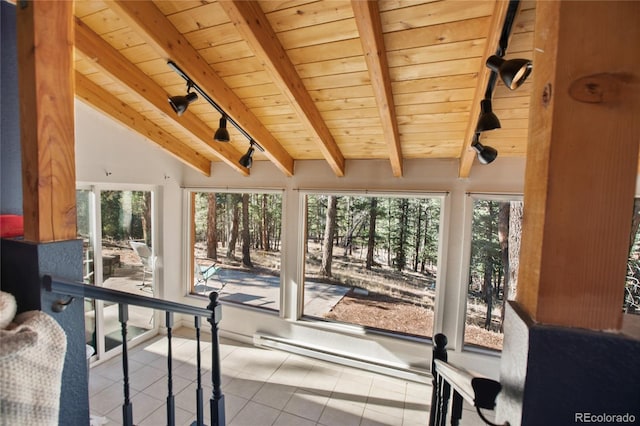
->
[89,329,487,426]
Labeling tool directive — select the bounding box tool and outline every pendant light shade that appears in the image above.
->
[214,116,230,142]
[486,55,532,90]
[168,91,198,116]
[476,99,501,132]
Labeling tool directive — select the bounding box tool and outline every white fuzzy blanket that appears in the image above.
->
[0,291,67,426]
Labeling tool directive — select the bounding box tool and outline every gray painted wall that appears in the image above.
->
[1,1,23,215]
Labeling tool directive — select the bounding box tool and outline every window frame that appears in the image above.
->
[459,192,524,354]
[297,189,448,341]
[183,187,286,312]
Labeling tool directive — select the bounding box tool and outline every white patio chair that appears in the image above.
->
[129,241,156,288]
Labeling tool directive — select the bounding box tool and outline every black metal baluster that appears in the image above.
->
[119,304,133,426]
[193,316,204,426]
[429,334,448,426]
[207,292,225,426]
[166,311,175,426]
[451,390,463,426]
[439,379,451,426]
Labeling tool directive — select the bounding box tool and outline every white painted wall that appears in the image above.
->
[75,100,527,379]
[75,100,186,304]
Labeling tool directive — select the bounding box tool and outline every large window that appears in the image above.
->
[303,194,442,338]
[189,191,282,312]
[464,197,523,351]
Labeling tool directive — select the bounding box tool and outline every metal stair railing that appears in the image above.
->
[42,275,225,426]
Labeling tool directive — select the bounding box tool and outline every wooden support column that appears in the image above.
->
[17,0,76,242]
[516,1,640,330]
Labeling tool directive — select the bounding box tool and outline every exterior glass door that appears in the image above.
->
[77,187,157,360]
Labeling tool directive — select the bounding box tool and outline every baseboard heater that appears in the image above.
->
[253,333,430,384]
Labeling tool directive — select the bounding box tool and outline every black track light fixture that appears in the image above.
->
[168,83,198,116]
[471,134,498,165]
[168,61,256,147]
[214,116,230,142]
[239,140,264,169]
[239,144,254,169]
[476,99,501,132]
[469,0,533,166]
[486,55,532,90]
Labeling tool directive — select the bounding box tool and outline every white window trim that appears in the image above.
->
[458,192,523,354]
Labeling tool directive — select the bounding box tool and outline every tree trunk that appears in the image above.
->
[226,194,240,260]
[507,202,523,300]
[241,193,253,268]
[498,202,510,330]
[366,198,377,270]
[500,201,524,330]
[628,197,640,256]
[206,193,217,259]
[421,206,430,273]
[483,202,496,330]
[141,191,152,247]
[484,258,493,330]
[320,196,337,278]
[413,204,422,272]
[262,193,270,251]
[343,212,366,257]
[395,199,409,271]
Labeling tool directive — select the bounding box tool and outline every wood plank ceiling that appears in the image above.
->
[72,0,535,178]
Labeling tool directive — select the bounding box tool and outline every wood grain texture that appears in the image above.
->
[517,0,640,330]
[107,0,295,176]
[68,0,575,171]
[352,0,402,176]
[17,1,76,242]
[220,0,345,176]
[74,18,248,175]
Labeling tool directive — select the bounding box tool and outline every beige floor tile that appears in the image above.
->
[272,411,317,426]
[90,330,492,426]
[229,401,281,426]
[283,388,329,422]
[251,381,297,410]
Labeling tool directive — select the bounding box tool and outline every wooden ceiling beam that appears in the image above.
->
[107,0,294,177]
[74,18,248,176]
[75,72,211,176]
[352,0,403,177]
[219,0,345,177]
[457,0,511,178]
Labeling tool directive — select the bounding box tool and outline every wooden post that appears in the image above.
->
[516,0,640,330]
[17,0,76,242]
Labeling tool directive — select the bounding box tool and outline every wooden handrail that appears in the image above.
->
[429,333,507,426]
[433,359,475,403]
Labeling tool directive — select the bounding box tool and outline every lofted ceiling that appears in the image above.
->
[72,0,535,178]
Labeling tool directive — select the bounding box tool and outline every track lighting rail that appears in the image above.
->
[472,0,532,165]
[167,60,252,143]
